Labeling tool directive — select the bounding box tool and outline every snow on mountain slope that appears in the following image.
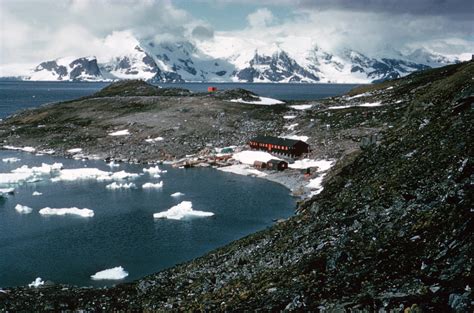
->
[2,32,465,83]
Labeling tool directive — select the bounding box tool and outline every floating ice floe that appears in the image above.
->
[289,159,334,171]
[143,166,163,175]
[0,188,15,195]
[142,182,163,189]
[232,150,281,165]
[170,192,184,197]
[230,97,284,105]
[51,168,138,182]
[106,182,137,190]
[0,163,63,184]
[145,137,164,143]
[289,104,313,110]
[39,207,94,217]
[28,277,44,288]
[279,135,309,142]
[108,129,130,136]
[2,157,20,163]
[153,201,214,220]
[283,115,297,119]
[3,145,36,153]
[218,164,267,177]
[32,191,42,196]
[15,204,33,214]
[107,161,120,168]
[91,266,129,280]
[67,148,82,154]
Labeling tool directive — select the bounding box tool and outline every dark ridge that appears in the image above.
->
[92,79,192,97]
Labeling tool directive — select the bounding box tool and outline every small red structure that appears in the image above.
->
[208,86,217,92]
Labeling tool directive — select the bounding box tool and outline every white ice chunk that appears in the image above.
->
[153,201,214,220]
[142,182,163,189]
[2,157,20,163]
[3,145,36,153]
[108,129,130,136]
[106,182,137,189]
[15,204,33,214]
[90,266,128,280]
[143,166,163,175]
[28,277,44,288]
[32,191,43,196]
[170,192,185,197]
[51,168,137,182]
[39,207,94,217]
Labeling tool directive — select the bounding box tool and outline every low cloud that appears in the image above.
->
[191,26,214,41]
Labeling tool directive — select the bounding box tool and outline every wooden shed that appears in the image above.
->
[266,159,288,171]
[253,160,267,169]
[249,135,309,157]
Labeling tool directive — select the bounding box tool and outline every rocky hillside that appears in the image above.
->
[0,61,472,311]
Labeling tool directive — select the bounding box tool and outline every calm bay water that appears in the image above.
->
[0,81,359,118]
[0,81,354,287]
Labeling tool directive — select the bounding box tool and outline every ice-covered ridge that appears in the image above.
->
[153,201,214,220]
[39,207,94,217]
[230,97,284,105]
[90,266,129,280]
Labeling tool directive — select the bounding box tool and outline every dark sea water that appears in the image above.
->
[0,81,359,119]
[0,81,353,288]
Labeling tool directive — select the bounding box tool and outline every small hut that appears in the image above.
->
[267,159,288,171]
[253,160,267,169]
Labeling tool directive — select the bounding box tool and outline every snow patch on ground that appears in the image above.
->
[142,182,163,189]
[3,145,36,153]
[289,104,313,110]
[39,207,94,217]
[218,164,267,177]
[283,115,297,119]
[230,96,284,105]
[106,182,137,189]
[329,101,383,110]
[28,277,44,288]
[108,129,130,136]
[90,266,129,280]
[15,204,33,214]
[232,150,281,165]
[153,201,214,220]
[289,159,334,171]
[359,101,382,107]
[67,148,82,153]
[284,123,298,131]
[279,135,309,142]
[145,137,164,143]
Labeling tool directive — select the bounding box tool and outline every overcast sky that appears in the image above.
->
[1,0,473,65]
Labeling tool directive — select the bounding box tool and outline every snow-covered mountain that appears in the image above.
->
[2,32,465,83]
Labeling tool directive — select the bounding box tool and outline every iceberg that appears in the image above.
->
[142,182,163,189]
[28,277,44,288]
[2,157,20,163]
[153,201,214,220]
[106,182,137,189]
[15,204,33,214]
[39,207,94,217]
[143,166,163,175]
[90,266,129,280]
[170,192,184,197]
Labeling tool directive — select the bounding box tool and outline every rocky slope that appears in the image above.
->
[0,61,472,311]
